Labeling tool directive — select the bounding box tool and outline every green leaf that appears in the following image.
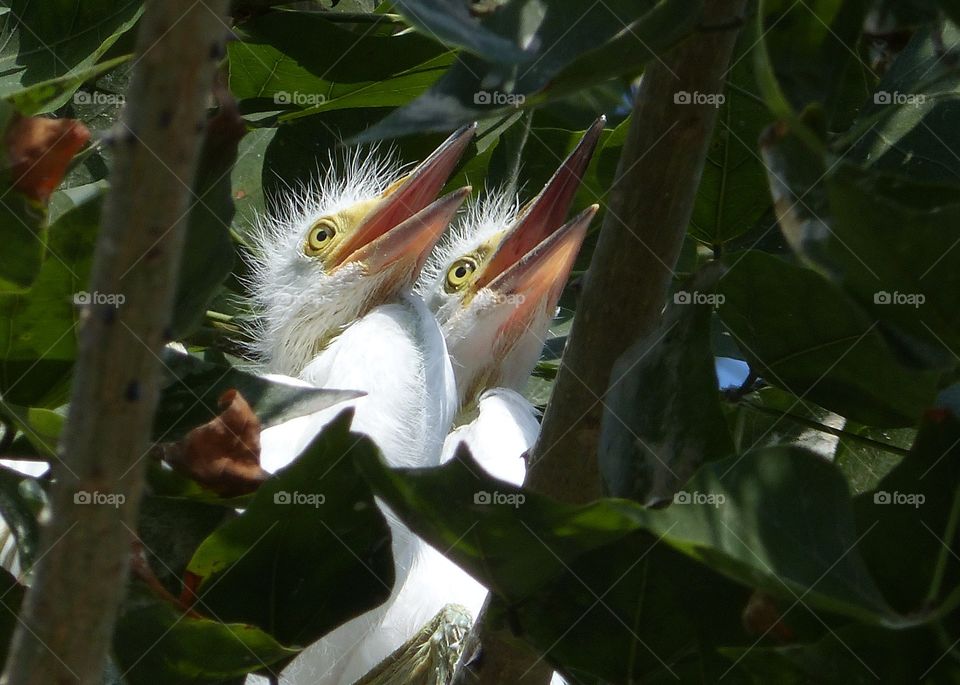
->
[390,0,525,63]
[0,190,46,294]
[0,1,143,110]
[114,584,298,684]
[358,0,697,140]
[600,268,734,504]
[756,0,874,132]
[153,350,360,441]
[186,411,393,647]
[852,393,960,614]
[0,403,63,456]
[722,623,948,683]
[718,251,940,427]
[356,444,912,680]
[689,31,772,245]
[227,12,451,116]
[848,21,960,183]
[0,185,104,406]
[171,110,244,337]
[7,54,131,116]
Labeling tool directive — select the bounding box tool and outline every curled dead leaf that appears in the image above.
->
[163,389,268,496]
[5,115,90,203]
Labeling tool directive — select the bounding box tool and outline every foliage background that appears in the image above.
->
[1,0,960,682]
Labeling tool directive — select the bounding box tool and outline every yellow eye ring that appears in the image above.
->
[445,257,478,292]
[305,220,337,255]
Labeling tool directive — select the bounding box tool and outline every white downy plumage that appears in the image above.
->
[361,119,605,684]
[243,126,475,685]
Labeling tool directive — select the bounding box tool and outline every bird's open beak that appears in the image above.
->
[472,116,604,292]
[485,205,597,313]
[352,187,471,275]
[330,123,476,268]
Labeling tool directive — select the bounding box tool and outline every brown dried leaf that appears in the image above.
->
[741,590,795,644]
[5,115,90,203]
[164,389,268,496]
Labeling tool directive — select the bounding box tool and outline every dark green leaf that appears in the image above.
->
[358,0,697,139]
[186,411,393,647]
[689,31,772,245]
[0,1,143,110]
[153,350,360,441]
[718,251,940,426]
[600,267,734,504]
[848,21,960,183]
[171,109,245,337]
[114,584,298,684]
[227,12,451,117]
[852,392,960,614]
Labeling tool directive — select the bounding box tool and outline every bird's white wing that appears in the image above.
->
[440,387,539,481]
[270,295,457,685]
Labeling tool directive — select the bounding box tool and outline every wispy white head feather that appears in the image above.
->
[241,147,407,375]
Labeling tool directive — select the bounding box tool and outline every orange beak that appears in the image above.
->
[353,187,471,275]
[473,116,604,292]
[329,123,476,268]
[485,205,597,310]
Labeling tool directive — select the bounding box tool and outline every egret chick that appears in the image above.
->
[244,127,475,685]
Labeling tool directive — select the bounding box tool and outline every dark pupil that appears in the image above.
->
[455,265,468,278]
[315,228,330,242]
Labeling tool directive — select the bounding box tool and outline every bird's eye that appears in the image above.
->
[305,220,337,256]
[445,257,478,292]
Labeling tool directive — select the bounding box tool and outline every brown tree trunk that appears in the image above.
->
[453,1,749,682]
[0,2,231,683]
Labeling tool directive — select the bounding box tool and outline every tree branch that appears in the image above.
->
[528,0,749,502]
[0,2,231,683]
[453,1,749,682]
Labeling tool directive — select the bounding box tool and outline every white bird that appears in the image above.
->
[357,120,604,683]
[242,125,475,685]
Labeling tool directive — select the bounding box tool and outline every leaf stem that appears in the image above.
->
[738,401,909,456]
